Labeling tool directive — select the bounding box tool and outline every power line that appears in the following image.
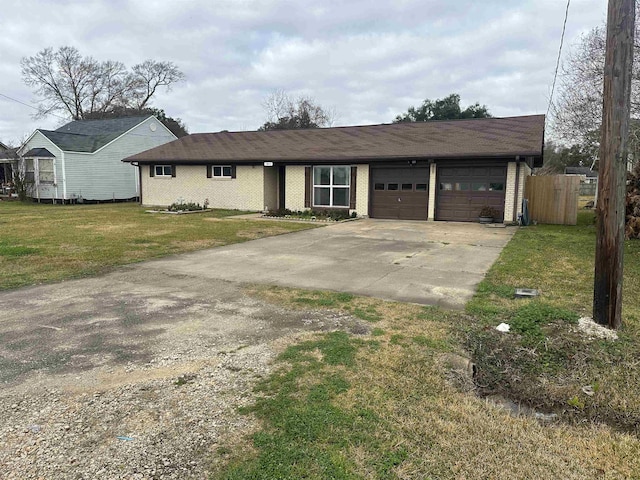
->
[0,92,69,121]
[546,0,571,123]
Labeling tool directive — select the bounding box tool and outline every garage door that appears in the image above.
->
[436,166,507,222]
[370,167,429,220]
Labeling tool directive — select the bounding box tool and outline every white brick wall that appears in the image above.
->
[142,164,265,210]
[285,165,306,211]
[516,163,531,218]
[504,162,517,223]
[503,162,531,223]
[354,164,369,217]
[428,162,437,220]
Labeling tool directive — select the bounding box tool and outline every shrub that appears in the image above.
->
[167,201,204,212]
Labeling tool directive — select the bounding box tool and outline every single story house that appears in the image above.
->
[123,115,544,223]
[17,116,177,202]
[564,166,598,184]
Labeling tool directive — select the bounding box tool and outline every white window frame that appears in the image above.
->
[155,165,173,177]
[212,165,233,178]
[312,165,350,208]
[37,158,55,184]
[23,158,35,183]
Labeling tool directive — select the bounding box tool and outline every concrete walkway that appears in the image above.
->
[137,219,515,309]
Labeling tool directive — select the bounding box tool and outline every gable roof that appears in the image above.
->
[565,166,598,177]
[39,116,151,153]
[124,115,545,164]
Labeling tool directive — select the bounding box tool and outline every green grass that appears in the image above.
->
[219,332,401,480]
[217,215,640,478]
[459,210,640,431]
[0,202,316,289]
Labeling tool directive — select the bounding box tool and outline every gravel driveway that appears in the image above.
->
[0,270,368,479]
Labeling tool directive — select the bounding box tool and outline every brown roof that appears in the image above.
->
[123,115,545,164]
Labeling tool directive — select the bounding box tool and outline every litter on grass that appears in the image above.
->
[495,323,511,332]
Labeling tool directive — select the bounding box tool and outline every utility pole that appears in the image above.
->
[593,0,635,329]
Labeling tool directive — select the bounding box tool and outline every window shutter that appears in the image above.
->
[304,166,312,208]
[171,165,176,177]
[150,164,155,177]
[207,165,212,178]
[231,165,237,178]
[350,166,357,209]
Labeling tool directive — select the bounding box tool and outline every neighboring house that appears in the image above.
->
[565,166,598,208]
[17,116,177,202]
[123,115,544,223]
[564,166,598,184]
[0,142,17,189]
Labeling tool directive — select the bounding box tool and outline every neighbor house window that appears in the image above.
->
[155,165,173,177]
[38,158,54,184]
[24,159,35,183]
[313,166,350,207]
[213,166,232,178]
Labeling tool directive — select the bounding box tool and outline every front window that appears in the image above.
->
[213,166,232,178]
[155,165,173,177]
[313,166,350,207]
[39,158,54,184]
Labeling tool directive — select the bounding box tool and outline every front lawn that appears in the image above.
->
[0,202,316,289]
[462,210,640,432]
[210,213,640,479]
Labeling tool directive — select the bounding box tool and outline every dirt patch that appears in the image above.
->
[0,274,370,479]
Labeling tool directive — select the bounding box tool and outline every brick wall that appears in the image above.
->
[284,165,306,211]
[428,162,437,220]
[142,164,265,210]
[354,164,369,216]
[504,162,517,222]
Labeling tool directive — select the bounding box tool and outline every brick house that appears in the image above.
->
[123,115,544,223]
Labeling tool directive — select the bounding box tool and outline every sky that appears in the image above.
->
[0,0,608,144]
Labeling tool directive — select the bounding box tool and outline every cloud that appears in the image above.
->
[0,0,607,141]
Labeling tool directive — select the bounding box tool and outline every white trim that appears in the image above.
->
[211,165,232,178]
[17,130,64,157]
[312,165,350,208]
[154,164,173,177]
[60,151,67,199]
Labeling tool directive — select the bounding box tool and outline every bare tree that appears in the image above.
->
[259,90,336,131]
[552,5,640,167]
[21,46,184,120]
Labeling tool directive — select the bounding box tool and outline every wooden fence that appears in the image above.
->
[525,175,580,225]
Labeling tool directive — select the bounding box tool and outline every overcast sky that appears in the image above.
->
[0,0,608,144]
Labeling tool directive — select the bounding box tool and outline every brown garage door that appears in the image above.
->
[436,165,507,222]
[370,166,429,220]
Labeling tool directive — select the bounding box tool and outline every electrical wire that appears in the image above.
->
[546,0,571,123]
[0,92,69,122]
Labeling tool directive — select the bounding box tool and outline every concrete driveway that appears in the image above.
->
[138,218,515,309]
[0,218,513,478]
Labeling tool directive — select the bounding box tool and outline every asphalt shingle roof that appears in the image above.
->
[124,115,545,164]
[40,116,150,153]
[23,148,55,158]
[565,166,598,177]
